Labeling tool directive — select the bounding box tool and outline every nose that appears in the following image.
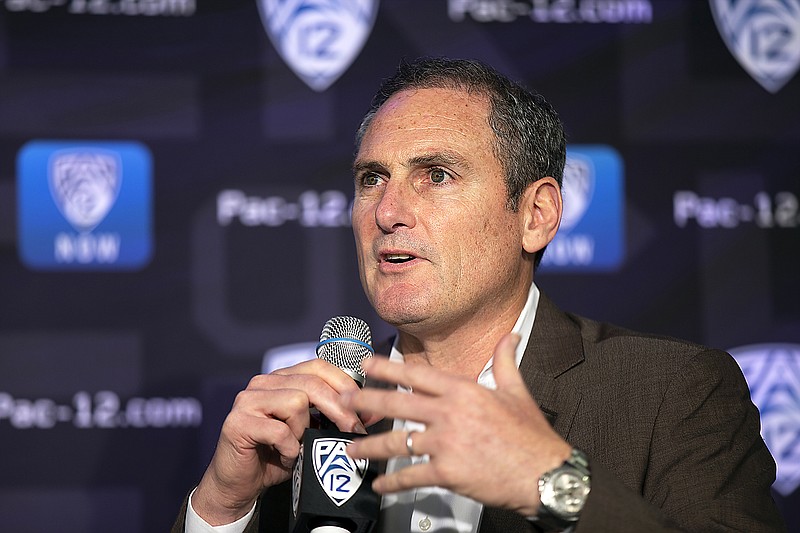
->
[374,178,416,233]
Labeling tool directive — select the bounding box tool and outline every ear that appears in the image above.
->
[520,177,562,254]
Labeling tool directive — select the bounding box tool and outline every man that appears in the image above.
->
[173,58,784,532]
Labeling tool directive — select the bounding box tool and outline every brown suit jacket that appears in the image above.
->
[173,293,785,532]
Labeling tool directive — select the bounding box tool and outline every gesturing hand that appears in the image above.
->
[342,333,571,517]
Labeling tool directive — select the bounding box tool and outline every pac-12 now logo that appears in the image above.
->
[17,140,153,270]
[313,437,368,506]
[730,343,800,496]
[257,0,379,91]
[540,145,624,273]
[710,0,800,93]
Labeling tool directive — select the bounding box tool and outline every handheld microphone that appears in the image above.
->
[316,315,372,388]
[290,316,380,533]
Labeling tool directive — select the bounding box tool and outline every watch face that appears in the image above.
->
[543,470,590,517]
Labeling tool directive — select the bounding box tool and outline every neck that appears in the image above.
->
[396,286,530,380]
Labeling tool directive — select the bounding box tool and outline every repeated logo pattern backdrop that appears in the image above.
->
[0,1,798,531]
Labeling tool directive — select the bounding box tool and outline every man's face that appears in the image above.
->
[352,87,534,336]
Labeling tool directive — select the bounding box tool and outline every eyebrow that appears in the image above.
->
[408,151,472,171]
[353,150,473,175]
[352,160,387,176]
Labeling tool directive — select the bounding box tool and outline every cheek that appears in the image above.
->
[351,221,373,280]
[351,207,373,247]
[351,203,366,230]
[473,213,520,264]
[444,212,497,279]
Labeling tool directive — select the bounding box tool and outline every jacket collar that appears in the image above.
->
[519,291,585,439]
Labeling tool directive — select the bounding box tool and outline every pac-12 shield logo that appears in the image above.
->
[730,343,800,495]
[257,0,380,92]
[709,0,800,93]
[540,145,624,273]
[48,150,122,233]
[313,437,368,506]
[17,140,152,271]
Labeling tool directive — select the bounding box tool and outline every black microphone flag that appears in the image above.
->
[290,316,379,533]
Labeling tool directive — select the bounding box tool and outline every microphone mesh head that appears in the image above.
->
[316,316,373,387]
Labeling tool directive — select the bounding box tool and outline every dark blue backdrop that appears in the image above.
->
[1,1,799,531]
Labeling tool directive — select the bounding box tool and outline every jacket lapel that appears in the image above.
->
[518,292,585,440]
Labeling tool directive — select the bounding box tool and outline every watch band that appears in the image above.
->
[529,448,591,532]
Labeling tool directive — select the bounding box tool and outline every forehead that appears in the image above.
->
[357,87,496,162]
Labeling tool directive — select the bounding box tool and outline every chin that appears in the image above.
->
[373,298,430,329]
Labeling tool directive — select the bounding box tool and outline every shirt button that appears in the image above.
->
[419,516,432,531]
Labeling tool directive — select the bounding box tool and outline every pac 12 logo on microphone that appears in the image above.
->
[17,140,153,271]
[540,145,624,273]
[313,438,369,506]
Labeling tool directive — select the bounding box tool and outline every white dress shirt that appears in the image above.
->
[186,283,541,533]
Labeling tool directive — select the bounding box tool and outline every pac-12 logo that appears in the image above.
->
[540,145,624,273]
[709,0,800,93]
[257,0,380,92]
[50,150,121,232]
[313,437,368,506]
[17,140,152,271]
[730,343,800,496]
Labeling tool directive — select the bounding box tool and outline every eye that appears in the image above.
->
[429,167,452,184]
[360,172,383,187]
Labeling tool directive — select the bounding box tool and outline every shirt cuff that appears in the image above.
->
[185,487,257,533]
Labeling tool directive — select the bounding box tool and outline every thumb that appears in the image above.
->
[492,333,526,391]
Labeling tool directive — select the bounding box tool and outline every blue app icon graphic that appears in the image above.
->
[17,140,153,270]
[540,145,624,272]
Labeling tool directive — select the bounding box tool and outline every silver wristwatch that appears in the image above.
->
[531,448,591,532]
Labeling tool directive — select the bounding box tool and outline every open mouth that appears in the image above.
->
[383,253,415,264]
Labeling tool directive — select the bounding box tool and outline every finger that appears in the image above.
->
[357,409,385,430]
[273,358,362,395]
[347,429,419,460]
[341,387,433,425]
[371,462,439,494]
[285,359,374,432]
[490,333,527,392]
[232,388,312,441]
[362,356,460,396]
[206,406,306,489]
[251,369,365,433]
[243,416,303,467]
